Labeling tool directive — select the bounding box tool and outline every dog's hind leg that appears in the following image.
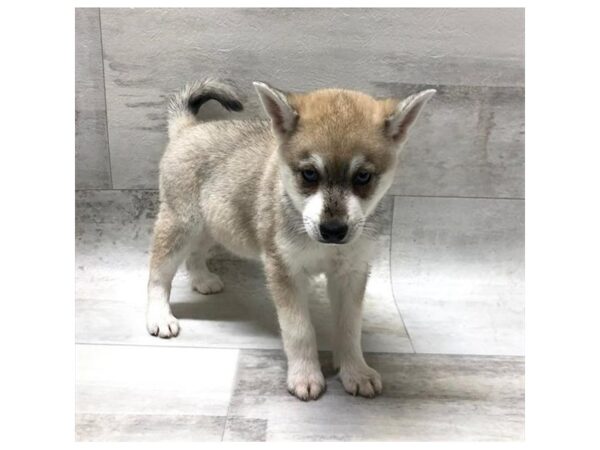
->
[146,204,192,338]
[185,232,224,295]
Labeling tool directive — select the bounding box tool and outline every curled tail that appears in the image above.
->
[167,78,244,140]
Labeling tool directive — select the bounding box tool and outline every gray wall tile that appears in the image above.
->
[387,85,524,198]
[75,8,111,189]
[99,8,524,190]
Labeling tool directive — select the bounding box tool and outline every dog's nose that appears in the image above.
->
[319,221,349,243]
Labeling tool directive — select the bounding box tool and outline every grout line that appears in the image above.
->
[73,341,524,359]
[387,199,416,354]
[76,187,158,192]
[219,350,242,442]
[76,340,282,352]
[97,8,114,189]
[74,188,526,202]
[390,194,525,201]
[371,81,525,90]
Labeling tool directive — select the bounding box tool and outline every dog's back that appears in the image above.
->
[160,81,278,258]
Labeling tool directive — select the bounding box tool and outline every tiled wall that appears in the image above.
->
[75,8,524,197]
[75,8,111,189]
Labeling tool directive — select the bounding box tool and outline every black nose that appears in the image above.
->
[319,221,349,243]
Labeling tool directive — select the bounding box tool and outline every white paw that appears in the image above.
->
[287,366,326,401]
[146,309,180,338]
[192,273,224,294]
[339,363,382,398]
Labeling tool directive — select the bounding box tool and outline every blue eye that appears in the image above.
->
[302,168,319,183]
[354,170,371,185]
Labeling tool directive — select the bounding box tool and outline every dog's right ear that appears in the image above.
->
[253,81,298,138]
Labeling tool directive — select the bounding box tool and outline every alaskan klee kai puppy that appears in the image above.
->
[146,78,435,400]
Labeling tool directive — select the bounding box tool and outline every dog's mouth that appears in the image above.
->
[316,238,350,245]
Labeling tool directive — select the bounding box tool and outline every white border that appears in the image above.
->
[3,1,600,448]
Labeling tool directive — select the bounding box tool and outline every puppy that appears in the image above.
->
[146,78,434,400]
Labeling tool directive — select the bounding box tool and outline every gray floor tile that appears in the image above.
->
[76,191,412,353]
[99,8,522,190]
[391,196,524,355]
[76,344,239,417]
[222,417,268,442]
[226,349,524,441]
[74,191,525,441]
[76,413,226,441]
[76,8,111,189]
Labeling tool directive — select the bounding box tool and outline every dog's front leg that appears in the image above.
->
[264,256,325,400]
[327,267,382,397]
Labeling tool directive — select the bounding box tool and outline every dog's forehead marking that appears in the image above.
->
[350,155,366,172]
[306,154,324,172]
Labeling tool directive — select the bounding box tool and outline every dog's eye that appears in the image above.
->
[353,170,371,185]
[301,168,319,183]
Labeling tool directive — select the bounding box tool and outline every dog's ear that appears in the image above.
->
[253,81,298,138]
[385,89,436,143]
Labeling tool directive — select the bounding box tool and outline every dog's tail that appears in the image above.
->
[167,78,244,140]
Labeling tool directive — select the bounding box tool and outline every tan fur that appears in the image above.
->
[145,79,434,400]
[284,90,397,171]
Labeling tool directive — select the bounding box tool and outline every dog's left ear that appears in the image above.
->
[385,89,436,143]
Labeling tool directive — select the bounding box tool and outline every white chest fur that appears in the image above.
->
[275,232,377,277]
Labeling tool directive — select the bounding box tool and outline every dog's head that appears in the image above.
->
[254,82,434,244]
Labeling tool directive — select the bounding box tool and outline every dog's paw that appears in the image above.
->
[192,273,224,295]
[146,309,180,338]
[287,369,326,401]
[339,364,382,398]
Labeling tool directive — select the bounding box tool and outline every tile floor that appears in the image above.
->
[75,190,525,441]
